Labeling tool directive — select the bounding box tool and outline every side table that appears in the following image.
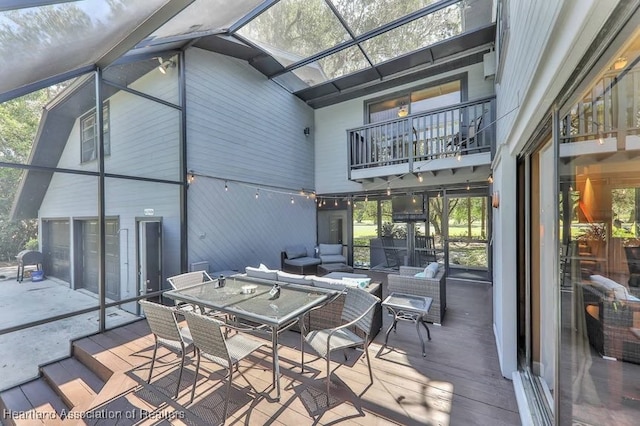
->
[382,292,433,357]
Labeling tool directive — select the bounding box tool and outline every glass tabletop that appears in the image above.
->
[164,276,335,327]
[383,292,433,313]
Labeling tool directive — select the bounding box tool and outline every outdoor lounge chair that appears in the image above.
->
[182,311,265,421]
[139,300,194,398]
[300,287,380,401]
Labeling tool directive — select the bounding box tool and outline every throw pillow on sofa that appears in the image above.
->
[423,262,439,278]
[246,264,278,280]
[342,277,371,288]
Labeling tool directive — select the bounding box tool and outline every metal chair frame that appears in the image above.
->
[139,300,193,398]
[182,311,265,422]
[300,288,380,400]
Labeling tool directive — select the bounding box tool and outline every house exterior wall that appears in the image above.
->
[184,48,317,272]
[492,0,619,383]
[314,62,495,195]
[38,65,182,303]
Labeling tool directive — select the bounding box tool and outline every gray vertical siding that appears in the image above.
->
[38,66,182,303]
[185,48,317,271]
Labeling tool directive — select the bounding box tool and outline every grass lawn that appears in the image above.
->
[353,222,486,239]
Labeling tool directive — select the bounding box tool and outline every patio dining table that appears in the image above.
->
[163,276,337,400]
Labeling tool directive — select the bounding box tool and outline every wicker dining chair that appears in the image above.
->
[167,271,215,313]
[182,311,265,420]
[139,300,194,398]
[300,287,380,400]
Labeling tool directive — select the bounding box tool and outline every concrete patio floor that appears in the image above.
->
[0,269,138,391]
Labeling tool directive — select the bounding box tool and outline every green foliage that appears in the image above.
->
[24,237,38,251]
[380,222,406,239]
[0,218,37,261]
[0,87,64,261]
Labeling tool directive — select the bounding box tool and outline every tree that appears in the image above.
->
[0,87,65,261]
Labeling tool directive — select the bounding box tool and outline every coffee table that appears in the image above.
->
[317,263,354,276]
[382,292,433,357]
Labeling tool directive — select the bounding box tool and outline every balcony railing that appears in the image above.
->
[347,96,496,172]
[559,69,640,144]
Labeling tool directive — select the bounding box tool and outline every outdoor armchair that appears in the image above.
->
[139,300,194,398]
[300,287,380,401]
[182,311,265,421]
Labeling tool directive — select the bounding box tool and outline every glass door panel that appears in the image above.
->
[445,192,490,280]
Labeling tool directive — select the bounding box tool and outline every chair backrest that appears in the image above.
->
[624,246,640,274]
[341,288,380,335]
[381,237,401,268]
[167,271,213,290]
[139,300,183,343]
[182,311,229,365]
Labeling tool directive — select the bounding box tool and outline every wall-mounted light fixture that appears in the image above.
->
[157,57,176,74]
[613,56,628,70]
[397,103,409,117]
[492,191,500,208]
[303,127,311,137]
[487,174,494,184]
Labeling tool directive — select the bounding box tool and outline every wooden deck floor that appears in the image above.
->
[0,280,520,425]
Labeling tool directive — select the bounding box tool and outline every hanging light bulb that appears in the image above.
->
[466,181,470,191]
[437,190,441,198]
[417,173,423,183]
[386,182,391,196]
[255,189,259,199]
[334,199,338,207]
[365,193,368,202]
[224,181,228,191]
[347,197,351,206]
[291,196,295,204]
[412,194,416,203]
[322,199,326,206]
[457,151,462,161]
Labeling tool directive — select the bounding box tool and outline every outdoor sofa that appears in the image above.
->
[581,276,640,364]
[244,265,382,339]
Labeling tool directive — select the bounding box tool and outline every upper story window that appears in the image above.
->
[81,102,110,163]
[367,79,462,123]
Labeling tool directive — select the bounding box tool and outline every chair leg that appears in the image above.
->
[300,334,305,373]
[175,346,186,399]
[223,368,232,423]
[326,354,331,401]
[190,350,201,403]
[364,342,373,385]
[148,340,158,383]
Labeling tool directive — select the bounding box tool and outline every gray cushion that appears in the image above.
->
[312,277,348,291]
[285,245,307,259]
[319,243,342,255]
[324,272,368,280]
[277,271,312,285]
[320,254,347,264]
[284,257,321,267]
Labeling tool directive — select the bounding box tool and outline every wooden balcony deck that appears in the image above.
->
[0,280,520,425]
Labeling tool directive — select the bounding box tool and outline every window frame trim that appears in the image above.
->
[80,101,110,164]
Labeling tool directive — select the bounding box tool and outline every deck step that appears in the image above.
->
[0,378,67,425]
[71,337,130,383]
[41,358,104,412]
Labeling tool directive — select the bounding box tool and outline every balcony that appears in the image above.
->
[347,96,496,181]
